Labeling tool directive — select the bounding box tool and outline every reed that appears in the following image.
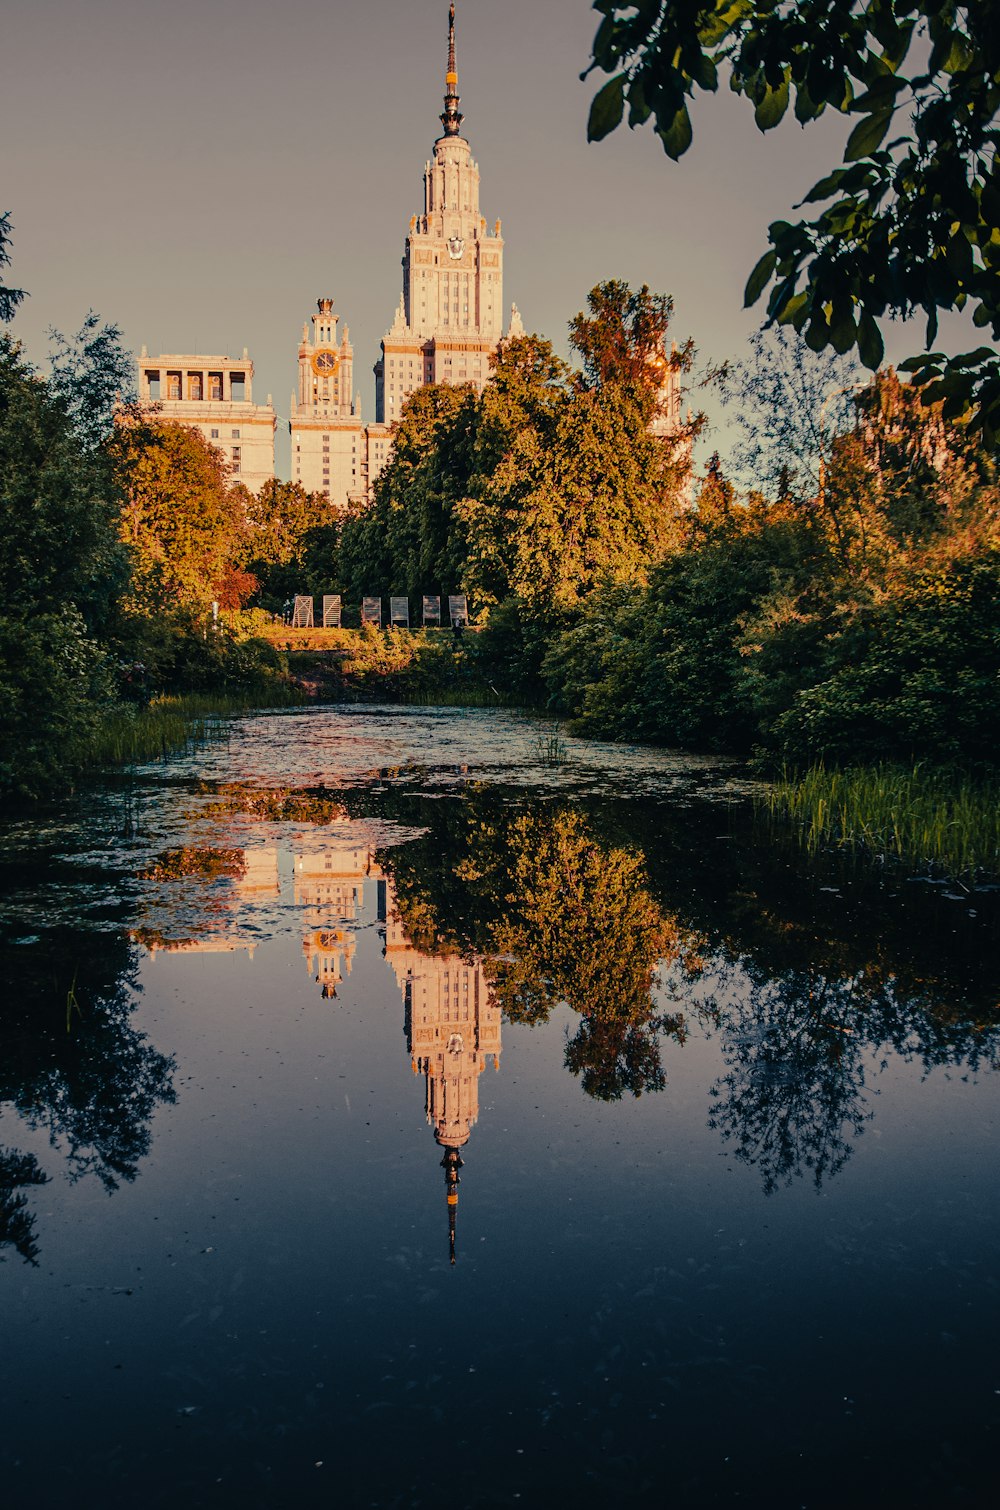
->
[80,688,300,773]
[766,763,1000,879]
[534,731,568,765]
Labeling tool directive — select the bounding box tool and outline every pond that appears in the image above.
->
[1,705,998,1508]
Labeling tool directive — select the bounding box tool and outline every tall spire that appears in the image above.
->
[442,1145,463,1265]
[440,2,464,137]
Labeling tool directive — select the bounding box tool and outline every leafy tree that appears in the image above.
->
[111,418,252,618]
[569,278,682,404]
[461,309,691,619]
[720,327,861,501]
[48,312,136,450]
[0,211,26,322]
[243,478,329,569]
[340,383,479,602]
[0,334,129,629]
[585,1,1000,437]
[0,334,128,797]
[241,478,338,609]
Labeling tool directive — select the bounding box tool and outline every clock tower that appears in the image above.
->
[375,3,517,424]
[289,297,371,508]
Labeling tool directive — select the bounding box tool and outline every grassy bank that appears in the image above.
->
[766,764,1000,880]
[282,627,517,708]
[83,687,302,773]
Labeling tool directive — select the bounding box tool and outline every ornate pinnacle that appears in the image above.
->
[442,1145,463,1266]
[440,2,464,137]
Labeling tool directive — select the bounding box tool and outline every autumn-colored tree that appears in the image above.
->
[111,419,252,618]
[569,279,683,410]
[461,322,690,617]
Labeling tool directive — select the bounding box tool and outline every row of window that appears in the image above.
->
[149,375,246,401]
[209,428,241,439]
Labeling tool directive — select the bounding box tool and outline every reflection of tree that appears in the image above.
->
[200,782,349,826]
[141,846,246,882]
[701,955,1000,1195]
[0,929,176,1262]
[0,1147,48,1266]
[702,966,871,1193]
[489,812,690,1100]
[378,804,695,1102]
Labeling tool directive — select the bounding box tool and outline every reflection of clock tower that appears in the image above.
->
[374,4,521,425]
[289,297,372,508]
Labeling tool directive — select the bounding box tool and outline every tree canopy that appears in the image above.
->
[0,212,26,323]
[340,285,695,619]
[110,418,252,618]
[585,1,1000,438]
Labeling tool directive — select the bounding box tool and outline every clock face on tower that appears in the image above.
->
[311,349,339,376]
[447,236,465,260]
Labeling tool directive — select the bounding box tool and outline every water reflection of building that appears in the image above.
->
[381,878,501,1263]
[141,846,280,958]
[295,835,381,998]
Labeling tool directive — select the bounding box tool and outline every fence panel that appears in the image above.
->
[292,595,314,628]
[322,595,342,628]
[361,597,382,628]
[448,594,468,627]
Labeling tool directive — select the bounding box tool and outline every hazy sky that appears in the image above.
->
[2,0,939,473]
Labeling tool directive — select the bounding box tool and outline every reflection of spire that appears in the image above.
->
[442,1145,463,1265]
[440,3,464,137]
[381,876,501,1265]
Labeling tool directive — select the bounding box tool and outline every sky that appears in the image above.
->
[1,0,950,475]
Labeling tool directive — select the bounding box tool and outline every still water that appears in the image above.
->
[1,705,998,1508]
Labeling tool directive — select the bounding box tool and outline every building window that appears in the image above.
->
[210,428,219,439]
[231,447,241,471]
[168,376,181,400]
[231,428,240,439]
[209,374,223,400]
[230,373,246,400]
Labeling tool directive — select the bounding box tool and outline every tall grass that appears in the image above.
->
[80,689,300,772]
[766,763,1000,880]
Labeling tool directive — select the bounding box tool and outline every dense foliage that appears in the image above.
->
[541,363,1000,767]
[0,316,292,801]
[585,1,1000,438]
[339,282,694,697]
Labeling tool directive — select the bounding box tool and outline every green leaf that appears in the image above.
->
[754,79,790,131]
[694,51,719,92]
[588,74,626,143]
[592,15,619,71]
[857,311,884,370]
[845,110,892,161]
[793,79,825,125]
[657,104,693,161]
[744,250,777,307]
[797,171,845,206]
[973,303,993,328]
[829,306,857,355]
[775,292,809,326]
[627,77,651,128]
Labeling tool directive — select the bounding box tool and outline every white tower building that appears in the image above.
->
[374,3,517,424]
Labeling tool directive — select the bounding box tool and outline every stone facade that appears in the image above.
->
[288,297,391,511]
[138,6,684,516]
[374,3,519,424]
[136,348,276,493]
